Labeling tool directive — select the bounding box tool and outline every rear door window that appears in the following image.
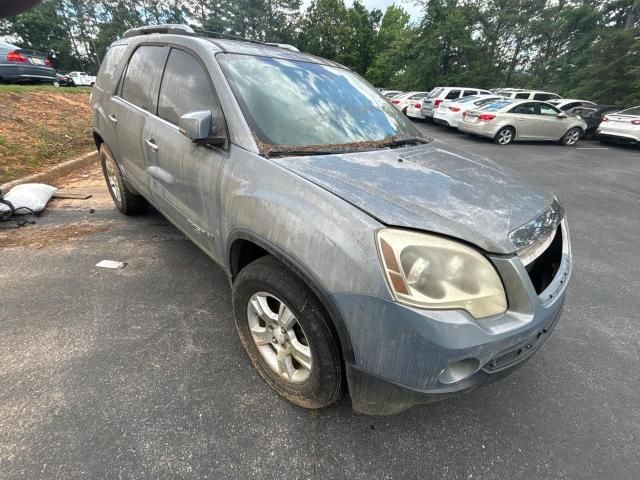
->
[120,45,166,112]
[445,89,461,99]
[533,93,554,101]
[462,90,477,97]
[510,102,537,115]
[158,48,220,128]
[515,92,530,99]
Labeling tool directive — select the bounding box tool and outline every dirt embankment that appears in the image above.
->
[0,88,94,184]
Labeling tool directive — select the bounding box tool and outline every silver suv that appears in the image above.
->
[91,25,572,415]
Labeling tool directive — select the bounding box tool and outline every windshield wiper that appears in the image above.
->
[380,136,431,148]
[266,148,349,158]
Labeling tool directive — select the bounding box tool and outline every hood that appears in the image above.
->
[276,143,555,254]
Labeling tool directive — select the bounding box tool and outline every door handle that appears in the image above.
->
[108,114,117,124]
[145,139,159,151]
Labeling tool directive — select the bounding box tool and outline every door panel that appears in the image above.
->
[109,97,150,195]
[144,117,223,253]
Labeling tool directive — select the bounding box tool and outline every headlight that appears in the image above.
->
[376,229,507,319]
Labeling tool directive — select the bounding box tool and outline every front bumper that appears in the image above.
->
[333,236,571,415]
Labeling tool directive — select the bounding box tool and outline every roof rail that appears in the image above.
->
[122,25,300,52]
[194,29,299,52]
[122,24,195,39]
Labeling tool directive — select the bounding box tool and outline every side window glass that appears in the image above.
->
[446,89,461,99]
[158,48,220,129]
[515,92,529,99]
[510,103,537,115]
[462,90,477,96]
[534,93,552,101]
[121,46,166,112]
[539,104,560,116]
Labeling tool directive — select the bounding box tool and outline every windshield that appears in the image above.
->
[218,54,419,150]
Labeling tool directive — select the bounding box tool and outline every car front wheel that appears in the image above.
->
[561,127,582,146]
[494,126,515,145]
[233,256,343,409]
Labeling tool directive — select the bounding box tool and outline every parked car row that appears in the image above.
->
[383,85,638,146]
[0,40,95,87]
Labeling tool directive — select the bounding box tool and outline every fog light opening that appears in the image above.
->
[439,358,480,385]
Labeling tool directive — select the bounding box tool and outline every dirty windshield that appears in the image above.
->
[218,53,421,153]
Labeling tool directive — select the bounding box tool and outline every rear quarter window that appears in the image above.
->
[96,45,127,91]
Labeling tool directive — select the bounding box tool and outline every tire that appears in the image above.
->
[233,256,343,409]
[99,144,146,215]
[493,126,515,145]
[561,127,582,146]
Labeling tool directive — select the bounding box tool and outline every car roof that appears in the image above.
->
[113,33,347,69]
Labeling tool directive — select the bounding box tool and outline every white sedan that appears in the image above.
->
[597,106,640,143]
[390,91,429,115]
[433,95,504,128]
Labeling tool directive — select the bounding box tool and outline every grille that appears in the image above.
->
[523,225,563,295]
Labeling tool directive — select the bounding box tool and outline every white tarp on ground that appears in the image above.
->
[0,183,57,214]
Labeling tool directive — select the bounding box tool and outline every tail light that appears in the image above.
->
[45,57,53,68]
[391,99,400,104]
[415,103,422,109]
[450,107,461,112]
[478,114,496,122]
[631,119,640,125]
[602,116,609,122]
[6,50,28,63]
[434,99,443,108]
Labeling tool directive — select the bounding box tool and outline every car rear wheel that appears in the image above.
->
[99,144,146,215]
[494,126,515,145]
[561,127,582,146]
[233,256,343,409]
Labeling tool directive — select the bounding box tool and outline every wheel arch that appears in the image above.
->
[228,229,355,364]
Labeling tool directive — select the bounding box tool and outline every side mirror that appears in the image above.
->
[557,112,567,119]
[179,110,212,141]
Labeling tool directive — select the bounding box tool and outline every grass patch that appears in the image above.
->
[0,89,94,184]
[0,84,92,95]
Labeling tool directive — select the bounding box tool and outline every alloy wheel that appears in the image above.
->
[497,128,513,145]
[247,292,312,383]
[565,129,580,145]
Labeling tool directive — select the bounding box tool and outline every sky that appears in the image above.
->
[301,0,423,20]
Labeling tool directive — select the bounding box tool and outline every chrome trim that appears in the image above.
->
[509,198,564,250]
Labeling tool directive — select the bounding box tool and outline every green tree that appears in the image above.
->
[365,4,413,87]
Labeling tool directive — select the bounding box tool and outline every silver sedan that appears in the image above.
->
[458,99,588,145]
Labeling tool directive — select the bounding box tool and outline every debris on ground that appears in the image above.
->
[0,183,57,228]
[95,260,127,269]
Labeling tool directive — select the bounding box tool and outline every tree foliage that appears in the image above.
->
[1,0,639,104]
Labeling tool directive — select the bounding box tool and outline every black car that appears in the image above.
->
[0,41,56,85]
[566,104,624,140]
[55,73,75,87]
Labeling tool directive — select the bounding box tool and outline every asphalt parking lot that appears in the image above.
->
[1,122,639,479]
